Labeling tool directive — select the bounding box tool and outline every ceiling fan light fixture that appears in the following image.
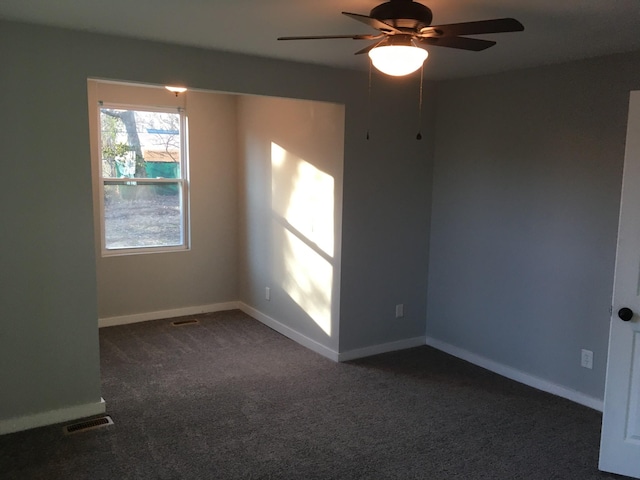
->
[277,3,524,76]
[368,44,428,76]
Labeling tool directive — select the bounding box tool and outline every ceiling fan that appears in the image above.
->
[278,0,524,76]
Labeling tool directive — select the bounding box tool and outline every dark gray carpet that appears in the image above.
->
[0,310,624,479]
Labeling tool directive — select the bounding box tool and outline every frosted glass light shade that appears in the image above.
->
[369,45,428,76]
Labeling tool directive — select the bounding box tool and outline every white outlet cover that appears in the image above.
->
[581,349,593,369]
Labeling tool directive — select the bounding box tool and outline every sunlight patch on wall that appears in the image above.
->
[282,229,333,336]
[271,142,335,336]
[271,143,334,257]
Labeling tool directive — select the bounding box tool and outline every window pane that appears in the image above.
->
[104,182,183,249]
[100,108,181,179]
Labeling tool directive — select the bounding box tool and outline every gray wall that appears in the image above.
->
[237,95,345,351]
[339,77,435,351]
[1,23,103,425]
[427,52,640,400]
[0,19,432,426]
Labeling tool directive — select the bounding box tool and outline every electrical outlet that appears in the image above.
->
[265,287,270,301]
[395,304,404,318]
[581,349,593,369]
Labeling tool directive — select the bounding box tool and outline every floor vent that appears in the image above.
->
[63,415,113,435]
[171,318,199,327]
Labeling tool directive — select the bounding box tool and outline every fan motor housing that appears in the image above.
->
[370,0,433,30]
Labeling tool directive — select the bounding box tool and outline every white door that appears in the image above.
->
[600,90,640,478]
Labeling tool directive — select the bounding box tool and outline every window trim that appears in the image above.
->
[97,102,190,257]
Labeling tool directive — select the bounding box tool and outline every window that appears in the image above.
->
[98,104,189,255]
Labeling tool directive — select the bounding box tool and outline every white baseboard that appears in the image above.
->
[237,303,340,362]
[338,336,427,362]
[98,303,602,412]
[425,336,604,412]
[0,398,106,435]
[99,302,239,328]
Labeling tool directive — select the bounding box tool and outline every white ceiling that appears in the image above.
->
[2,0,640,79]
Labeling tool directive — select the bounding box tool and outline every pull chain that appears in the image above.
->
[366,60,372,140]
[416,64,424,140]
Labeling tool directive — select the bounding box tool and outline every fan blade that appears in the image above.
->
[342,12,402,34]
[421,18,524,37]
[278,34,381,41]
[354,40,386,55]
[418,36,496,51]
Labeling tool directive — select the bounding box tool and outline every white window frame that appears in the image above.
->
[97,102,190,256]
